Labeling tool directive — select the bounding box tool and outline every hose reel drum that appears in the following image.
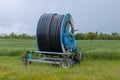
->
[37,13,77,53]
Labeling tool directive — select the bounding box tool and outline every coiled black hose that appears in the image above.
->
[37,14,64,52]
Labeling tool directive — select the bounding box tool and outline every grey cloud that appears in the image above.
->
[0,0,120,35]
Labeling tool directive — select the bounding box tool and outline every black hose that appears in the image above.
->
[37,14,64,52]
[49,15,64,52]
[37,14,56,51]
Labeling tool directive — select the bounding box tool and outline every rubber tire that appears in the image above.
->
[60,58,73,68]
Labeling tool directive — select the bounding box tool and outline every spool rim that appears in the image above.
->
[60,13,76,53]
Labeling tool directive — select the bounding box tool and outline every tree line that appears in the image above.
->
[75,32,120,40]
[0,32,120,40]
[0,32,35,39]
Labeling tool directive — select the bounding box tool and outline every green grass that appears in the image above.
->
[0,39,120,80]
[0,39,36,56]
[77,40,120,60]
[0,56,120,80]
[0,39,120,60]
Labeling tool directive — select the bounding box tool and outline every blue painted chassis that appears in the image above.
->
[23,50,75,65]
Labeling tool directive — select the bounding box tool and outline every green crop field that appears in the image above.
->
[0,39,120,80]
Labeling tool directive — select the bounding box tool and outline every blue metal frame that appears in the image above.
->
[60,13,77,53]
[23,50,73,65]
[29,52,32,60]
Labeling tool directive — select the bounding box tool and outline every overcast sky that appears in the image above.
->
[0,0,120,35]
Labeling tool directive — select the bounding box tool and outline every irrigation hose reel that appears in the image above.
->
[22,13,83,68]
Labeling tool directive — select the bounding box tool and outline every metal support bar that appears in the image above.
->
[29,59,61,64]
[33,51,72,55]
[41,57,62,60]
[29,52,32,60]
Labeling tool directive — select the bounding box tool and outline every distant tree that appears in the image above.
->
[95,31,100,40]
[112,32,118,36]
[95,31,98,35]
[85,32,96,41]
[98,32,107,40]
[75,33,85,40]
[111,32,119,40]
[9,32,17,39]
[85,32,97,47]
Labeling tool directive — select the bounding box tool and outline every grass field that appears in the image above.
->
[0,39,120,80]
[0,39,36,56]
